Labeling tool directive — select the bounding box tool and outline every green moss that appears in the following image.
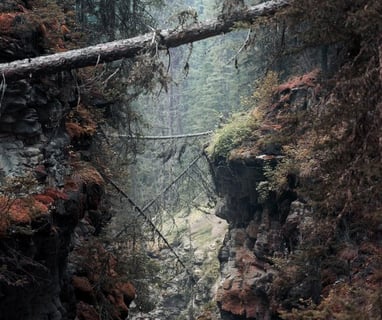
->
[207,113,255,162]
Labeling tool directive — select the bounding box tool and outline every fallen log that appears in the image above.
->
[0,0,288,82]
[108,130,213,140]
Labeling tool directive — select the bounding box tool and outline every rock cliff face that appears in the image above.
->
[212,71,321,320]
[210,26,346,320]
[0,2,134,319]
[0,4,75,319]
[214,158,293,319]
[213,31,382,318]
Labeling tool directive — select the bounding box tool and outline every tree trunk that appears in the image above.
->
[108,131,213,140]
[0,0,288,82]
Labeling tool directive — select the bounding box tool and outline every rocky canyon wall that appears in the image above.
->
[0,2,134,319]
[211,12,382,317]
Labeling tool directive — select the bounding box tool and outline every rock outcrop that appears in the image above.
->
[213,39,382,318]
[212,75,321,319]
[0,1,134,319]
[214,158,290,319]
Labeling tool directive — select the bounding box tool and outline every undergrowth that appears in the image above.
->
[207,112,255,162]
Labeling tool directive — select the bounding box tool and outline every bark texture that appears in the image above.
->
[0,0,288,82]
[109,131,213,140]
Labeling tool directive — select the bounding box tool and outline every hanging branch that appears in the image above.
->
[202,148,219,191]
[140,152,204,213]
[226,28,252,65]
[103,174,196,282]
[113,151,205,236]
[190,163,216,197]
[107,152,207,280]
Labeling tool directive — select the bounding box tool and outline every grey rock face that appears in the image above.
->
[213,156,284,319]
[0,20,77,319]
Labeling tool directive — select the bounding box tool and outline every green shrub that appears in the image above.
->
[207,113,255,162]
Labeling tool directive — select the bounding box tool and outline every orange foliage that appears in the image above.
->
[277,69,320,93]
[66,105,97,139]
[66,122,86,139]
[0,188,69,235]
[33,194,55,205]
[0,13,19,33]
[64,179,81,192]
[9,197,49,221]
[70,161,105,187]
[81,166,104,186]
[44,188,69,201]
[72,275,94,294]
[0,10,42,37]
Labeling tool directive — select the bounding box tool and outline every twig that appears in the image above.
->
[0,72,6,118]
[111,152,204,241]
[103,67,121,85]
[141,152,204,213]
[226,28,252,65]
[103,174,196,283]
[95,54,101,67]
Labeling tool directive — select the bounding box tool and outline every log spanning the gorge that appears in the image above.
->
[108,130,213,140]
[0,0,289,82]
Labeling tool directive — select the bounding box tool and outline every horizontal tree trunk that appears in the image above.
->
[109,130,213,140]
[0,0,288,82]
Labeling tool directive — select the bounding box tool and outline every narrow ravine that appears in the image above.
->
[1,1,381,320]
